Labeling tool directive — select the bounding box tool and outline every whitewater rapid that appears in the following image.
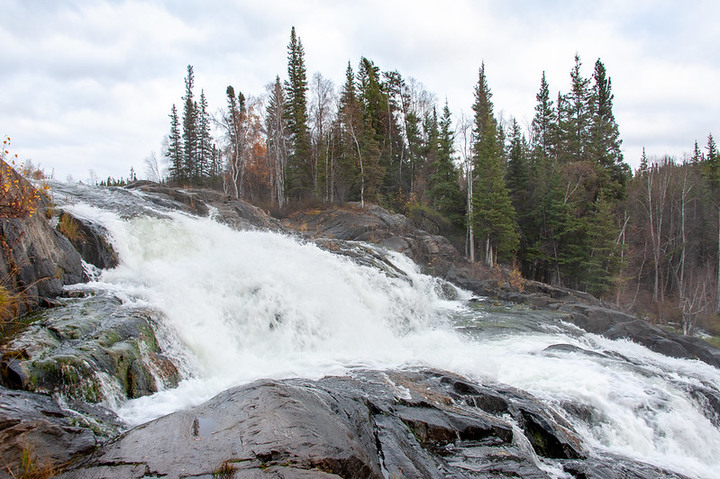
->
[57,184,720,479]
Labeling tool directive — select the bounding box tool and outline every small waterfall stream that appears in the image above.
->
[53,182,720,478]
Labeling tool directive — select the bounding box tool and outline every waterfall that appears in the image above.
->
[56,183,720,479]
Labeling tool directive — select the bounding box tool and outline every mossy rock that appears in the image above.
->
[0,293,179,403]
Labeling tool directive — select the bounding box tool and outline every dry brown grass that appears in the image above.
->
[57,213,84,242]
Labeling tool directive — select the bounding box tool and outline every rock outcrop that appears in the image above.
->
[58,369,688,479]
[0,385,123,474]
[283,203,460,275]
[0,293,180,403]
[126,182,287,232]
[0,207,86,317]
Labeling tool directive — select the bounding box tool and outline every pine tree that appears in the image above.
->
[590,58,629,200]
[557,54,592,165]
[524,73,560,281]
[266,76,289,208]
[196,89,215,183]
[471,63,519,265]
[336,62,362,203]
[356,57,391,201]
[429,102,464,227]
[506,119,531,220]
[182,65,198,183]
[691,140,704,163]
[285,27,312,201]
[705,133,719,192]
[531,72,557,159]
[639,147,649,173]
[166,104,183,183]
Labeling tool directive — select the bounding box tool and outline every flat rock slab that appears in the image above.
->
[59,369,688,479]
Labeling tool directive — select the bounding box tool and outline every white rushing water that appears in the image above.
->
[58,187,720,479]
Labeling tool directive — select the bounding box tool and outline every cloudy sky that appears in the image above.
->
[2,0,718,182]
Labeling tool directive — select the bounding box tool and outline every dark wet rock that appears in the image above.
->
[543,343,609,360]
[127,182,288,233]
[58,369,686,479]
[283,203,459,275]
[125,182,210,216]
[0,202,86,317]
[0,385,123,474]
[0,294,180,402]
[56,212,119,269]
[210,198,288,232]
[563,453,691,479]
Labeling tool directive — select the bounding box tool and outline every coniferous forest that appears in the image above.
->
[159,27,720,337]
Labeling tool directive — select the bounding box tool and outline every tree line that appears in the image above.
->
[160,27,720,334]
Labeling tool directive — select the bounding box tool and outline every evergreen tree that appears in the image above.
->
[196,89,215,182]
[506,119,531,222]
[590,58,629,200]
[285,27,312,201]
[471,63,519,264]
[691,140,704,163]
[182,65,198,183]
[428,102,464,226]
[382,70,410,200]
[266,76,290,208]
[639,147,649,173]
[523,73,560,281]
[557,54,592,165]
[531,72,557,159]
[356,57,391,200]
[336,62,363,203]
[166,104,183,183]
[705,133,720,192]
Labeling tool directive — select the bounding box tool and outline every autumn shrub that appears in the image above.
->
[1,137,41,219]
[508,264,525,292]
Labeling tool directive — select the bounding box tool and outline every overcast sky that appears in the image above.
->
[2,0,718,182]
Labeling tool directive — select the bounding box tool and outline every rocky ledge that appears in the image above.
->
[58,369,687,479]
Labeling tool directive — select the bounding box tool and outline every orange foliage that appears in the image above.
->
[1,137,42,219]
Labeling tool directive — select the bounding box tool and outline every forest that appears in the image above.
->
[153,27,720,337]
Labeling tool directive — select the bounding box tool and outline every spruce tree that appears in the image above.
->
[557,54,592,165]
[285,27,312,201]
[705,133,720,192]
[266,76,290,208]
[166,104,183,183]
[196,89,215,183]
[336,62,363,202]
[531,72,557,159]
[590,58,629,200]
[182,65,197,183]
[356,57,391,200]
[471,63,519,265]
[506,119,531,221]
[525,73,560,281]
[429,102,464,227]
